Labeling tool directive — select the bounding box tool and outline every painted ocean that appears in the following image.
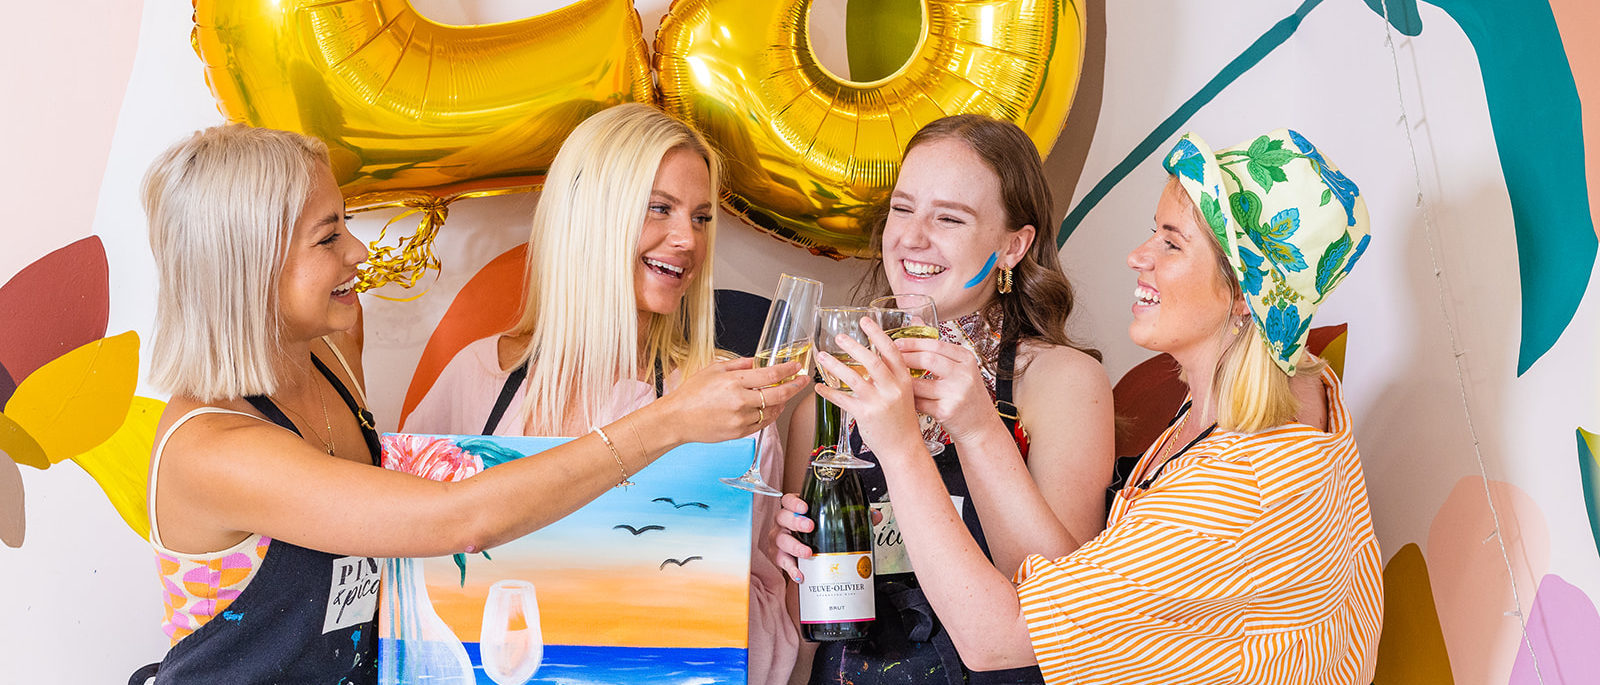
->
[378,640,748,685]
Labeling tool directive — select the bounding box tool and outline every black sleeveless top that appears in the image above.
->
[809,341,1046,685]
[134,355,382,685]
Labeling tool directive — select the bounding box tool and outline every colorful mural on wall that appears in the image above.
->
[2,1,1598,683]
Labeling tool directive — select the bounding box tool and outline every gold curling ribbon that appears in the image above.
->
[351,186,536,299]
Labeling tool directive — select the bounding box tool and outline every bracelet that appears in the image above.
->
[591,426,636,488]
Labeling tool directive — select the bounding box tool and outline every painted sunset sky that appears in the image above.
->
[390,435,756,648]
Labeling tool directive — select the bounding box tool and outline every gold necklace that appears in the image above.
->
[281,366,336,456]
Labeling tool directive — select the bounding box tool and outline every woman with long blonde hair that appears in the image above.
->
[137,122,803,684]
[406,103,801,684]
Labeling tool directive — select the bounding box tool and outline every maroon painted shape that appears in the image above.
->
[0,237,110,386]
[1112,353,1186,458]
[0,359,14,408]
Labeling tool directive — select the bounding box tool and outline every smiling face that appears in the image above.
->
[881,138,1035,320]
[1127,177,1243,368]
[634,146,713,319]
[276,163,366,343]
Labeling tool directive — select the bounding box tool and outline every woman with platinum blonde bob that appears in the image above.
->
[139,122,804,684]
[799,129,1382,683]
[405,103,802,684]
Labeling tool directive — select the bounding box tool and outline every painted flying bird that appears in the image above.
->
[659,556,703,570]
[613,524,666,536]
[651,497,710,510]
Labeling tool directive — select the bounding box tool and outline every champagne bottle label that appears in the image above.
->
[798,552,875,624]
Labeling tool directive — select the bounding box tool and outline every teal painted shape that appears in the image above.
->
[846,0,922,82]
[1060,0,1594,376]
[1057,0,1327,247]
[1412,0,1595,374]
[1362,0,1423,35]
[1579,429,1600,562]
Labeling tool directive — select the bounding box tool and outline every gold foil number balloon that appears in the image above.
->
[654,0,1084,259]
[192,0,653,289]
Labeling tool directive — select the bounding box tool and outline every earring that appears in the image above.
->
[998,267,1013,294]
[1231,316,1245,335]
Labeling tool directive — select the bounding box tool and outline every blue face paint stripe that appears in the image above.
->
[964,252,998,289]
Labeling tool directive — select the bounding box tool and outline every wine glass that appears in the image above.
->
[811,306,877,469]
[722,273,822,495]
[480,580,543,685]
[869,294,945,456]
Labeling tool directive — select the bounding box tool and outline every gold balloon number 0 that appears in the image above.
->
[192,0,1082,288]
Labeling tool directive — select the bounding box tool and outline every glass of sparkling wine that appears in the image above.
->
[480,579,543,685]
[812,306,878,469]
[723,273,822,495]
[870,294,945,456]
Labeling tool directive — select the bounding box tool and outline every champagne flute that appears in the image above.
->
[480,580,543,685]
[722,273,822,495]
[812,307,877,469]
[869,294,946,456]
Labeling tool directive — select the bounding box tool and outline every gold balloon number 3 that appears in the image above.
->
[192,0,1082,287]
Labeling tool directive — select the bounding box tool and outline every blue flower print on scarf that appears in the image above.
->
[1288,129,1361,226]
[1264,302,1312,360]
[1341,234,1371,279]
[1164,138,1206,185]
[1247,208,1309,272]
[1238,246,1267,295]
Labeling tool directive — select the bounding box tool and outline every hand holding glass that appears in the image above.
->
[723,273,822,495]
[811,307,878,469]
[869,294,945,456]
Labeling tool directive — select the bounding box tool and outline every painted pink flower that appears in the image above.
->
[381,434,482,482]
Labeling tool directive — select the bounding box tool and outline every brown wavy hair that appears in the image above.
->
[856,114,1099,367]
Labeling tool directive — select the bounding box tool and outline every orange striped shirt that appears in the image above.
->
[1014,368,1381,683]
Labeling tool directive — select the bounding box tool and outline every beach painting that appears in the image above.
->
[377,433,755,685]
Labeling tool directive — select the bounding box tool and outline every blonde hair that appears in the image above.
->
[507,104,721,435]
[1170,176,1324,433]
[144,125,330,402]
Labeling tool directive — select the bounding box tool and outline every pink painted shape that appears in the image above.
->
[0,237,110,396]
[0,1,145,280]
[1427,477,1550,685]
[1508,574,1600,684]
[1549,0,1600,241]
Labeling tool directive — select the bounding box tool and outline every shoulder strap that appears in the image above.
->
[147,407,269,550]
[311,356,382,465]
[317,335,367,406]
[654,357,665,398]
[483,361,530,435]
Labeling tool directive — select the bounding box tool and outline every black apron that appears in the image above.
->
[809,342,1045,685]
[134,357,382,685]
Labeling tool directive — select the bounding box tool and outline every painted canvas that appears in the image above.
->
[377,433,756,685]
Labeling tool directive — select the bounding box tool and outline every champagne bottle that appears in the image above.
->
[798,398,874,641]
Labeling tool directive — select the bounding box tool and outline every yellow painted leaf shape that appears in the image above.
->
[1320,329,1347,378]
[1373,542,1454,683]
[70,396,165,540]
[0,410,48,469]
[3,331,137,464]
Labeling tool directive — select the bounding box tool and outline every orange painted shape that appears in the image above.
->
[70,396,165,540]
[4,332,139,464]
[1548,0,1600,241]
[399,244,527,429]
[1427,476,1549,685]
[1373,543,1454,684]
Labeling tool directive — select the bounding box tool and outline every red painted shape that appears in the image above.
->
[1112,323,1349,457]
[399,244,528,429]
[0,237,110,393]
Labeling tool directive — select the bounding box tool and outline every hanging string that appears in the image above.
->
[1374,5,1545,682]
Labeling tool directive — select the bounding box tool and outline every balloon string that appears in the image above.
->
[1375,6,1545,682]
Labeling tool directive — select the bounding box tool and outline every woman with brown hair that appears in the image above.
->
[775,114,1116,684]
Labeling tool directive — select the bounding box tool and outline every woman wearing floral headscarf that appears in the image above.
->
[802,129,1382,683]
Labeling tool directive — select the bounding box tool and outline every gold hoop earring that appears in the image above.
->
[998,267,1013,294]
